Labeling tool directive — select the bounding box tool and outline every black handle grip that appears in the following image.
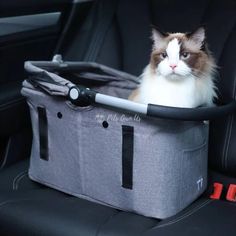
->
[68,86,96,106]
[147,100,236,121]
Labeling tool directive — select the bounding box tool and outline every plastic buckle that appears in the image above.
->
[210,182,223,200]
[226,184,236,202]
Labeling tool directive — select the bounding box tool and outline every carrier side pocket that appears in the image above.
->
[37,106,48,161]
[181,141,208,208]
[122,125,134,190]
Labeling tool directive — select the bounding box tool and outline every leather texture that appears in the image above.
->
[143,198,236,236]
[0,188,158,236]
[1,0,236,235]
[0,81,30,136]
[0,159,44,192]
[0,159,235,236]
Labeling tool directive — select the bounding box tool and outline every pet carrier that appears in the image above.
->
[21,55,236,219]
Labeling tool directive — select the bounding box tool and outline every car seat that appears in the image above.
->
[0,0,236,235]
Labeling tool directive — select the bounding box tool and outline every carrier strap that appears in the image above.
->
[122,125,134,190]
[38,107,49,161]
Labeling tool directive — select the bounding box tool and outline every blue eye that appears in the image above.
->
[160,52,167,59]
[181,52,190,59]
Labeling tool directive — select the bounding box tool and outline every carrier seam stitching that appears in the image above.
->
[12,170,28,190]
[152,199,212,228]
[30,174,87,197]
[30,174,132,213]
[95,210,120,236]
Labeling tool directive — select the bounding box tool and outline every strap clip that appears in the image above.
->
[210,182,223,200]
[226,184,236,202]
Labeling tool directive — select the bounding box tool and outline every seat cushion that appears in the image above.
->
[0,159,44,191]
[144,199,236,236]
[0,184,235,236]
[1,0,236,235]
[0,188,158,236]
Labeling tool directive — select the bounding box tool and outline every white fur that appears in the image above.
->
[158,39,191,78]
[152,29,167,50]
[131,33,217,108]
[131,28,217,108]
[166,38,180,64]
[137,64,216,108]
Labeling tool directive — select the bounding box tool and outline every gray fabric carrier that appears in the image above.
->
[22,58,209,219]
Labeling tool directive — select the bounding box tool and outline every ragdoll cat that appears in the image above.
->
[129,27,217,108]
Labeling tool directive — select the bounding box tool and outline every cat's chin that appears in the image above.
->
[164,73,187,81]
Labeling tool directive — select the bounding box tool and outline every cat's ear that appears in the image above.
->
[151,28,167,49]
[188,27,205,48]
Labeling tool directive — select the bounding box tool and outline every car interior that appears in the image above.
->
[1,0,236,235]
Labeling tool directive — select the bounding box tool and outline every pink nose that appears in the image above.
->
[170,64,177,70]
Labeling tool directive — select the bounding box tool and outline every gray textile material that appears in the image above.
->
[22,61,209,219]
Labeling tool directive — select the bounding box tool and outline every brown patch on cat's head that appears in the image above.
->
[150,32,186,72]
[150,27,215,77]
[181,46,214,77]
[150,51,163,72]
[180,30,215,77]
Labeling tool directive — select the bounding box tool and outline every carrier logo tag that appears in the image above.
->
[95,114,105,123]
[197,177,204,191]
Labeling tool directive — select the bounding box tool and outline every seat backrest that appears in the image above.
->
[63,0,236,176]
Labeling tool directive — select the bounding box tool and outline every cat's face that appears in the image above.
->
[150,27,212,79]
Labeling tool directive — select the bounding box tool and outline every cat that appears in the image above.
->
[129,27,217,108]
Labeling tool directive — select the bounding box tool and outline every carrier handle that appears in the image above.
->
[146,102,236,121]
[68,86,236,121]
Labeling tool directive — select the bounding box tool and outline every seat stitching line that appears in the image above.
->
[0,199,32,210]
[222,117,231,169]
[224,74,236,170]
[219,20,236,170]
[89,17,108,61]
[12,170,28,190]
[224,115,234,169]
[85,0,108,61]
[13,170,28,190]
[223,201,236,207]
[86,20,104,60]
[0,97,25,110]
[152,199,213,229]
[95,210,121,236]
[14,173,28,191]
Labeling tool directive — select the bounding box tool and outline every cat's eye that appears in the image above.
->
[160,52,167,59]
[181,52,190,59]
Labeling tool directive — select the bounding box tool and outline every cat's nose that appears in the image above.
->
[170,64,177,70]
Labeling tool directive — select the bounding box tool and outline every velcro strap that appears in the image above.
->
[38,107,48,161]
[122,125,134,190]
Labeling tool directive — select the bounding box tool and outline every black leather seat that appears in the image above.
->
[1,0,236,235]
